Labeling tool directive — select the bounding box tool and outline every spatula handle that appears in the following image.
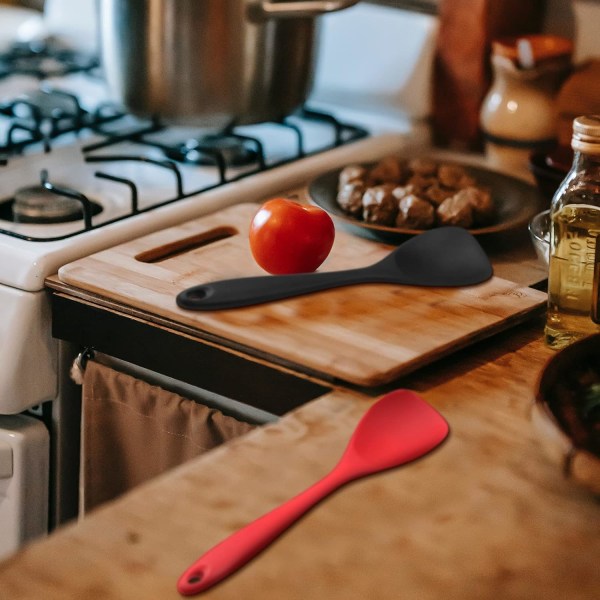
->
[176,268,375,310]
[177,469,347,596]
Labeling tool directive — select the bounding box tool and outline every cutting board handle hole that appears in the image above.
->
[134,226,238,263]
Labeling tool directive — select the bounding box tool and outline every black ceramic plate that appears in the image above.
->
[308,156,546,244]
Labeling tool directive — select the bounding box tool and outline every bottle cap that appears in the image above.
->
[572,115,600,154]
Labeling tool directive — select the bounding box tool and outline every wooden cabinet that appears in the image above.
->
[432,0,547,150]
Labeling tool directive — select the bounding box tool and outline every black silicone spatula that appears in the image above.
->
[176,226,493,311]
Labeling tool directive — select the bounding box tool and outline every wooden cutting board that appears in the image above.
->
[57,203,547,387]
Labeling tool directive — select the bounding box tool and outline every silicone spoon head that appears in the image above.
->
[373,226,493,287]
[336,389,450,478]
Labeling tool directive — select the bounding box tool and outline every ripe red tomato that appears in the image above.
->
[249,198,335,274]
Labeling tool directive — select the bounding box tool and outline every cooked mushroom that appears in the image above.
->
[408,157,438,176]
[423,183,454,207]
[453,186,495,226]
[338,164,368,188]
[436,193,474,228]
[337,181,366,217]
[395,194,435,229]
[368,156,407,185]
[362,184,398,225]
[437,164,477,190]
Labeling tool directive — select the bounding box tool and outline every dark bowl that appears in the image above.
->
[309,154,545,244]
[532,334,600,496]
[528,146,571,202]
[528,209,550,267]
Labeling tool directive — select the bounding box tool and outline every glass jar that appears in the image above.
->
[545,115,600,349]
[480,35,573,177]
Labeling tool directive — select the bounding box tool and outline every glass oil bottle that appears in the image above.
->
[545,115,600,349]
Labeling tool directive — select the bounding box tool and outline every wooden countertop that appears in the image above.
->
[2,209,599,599]
[1,319,600,599]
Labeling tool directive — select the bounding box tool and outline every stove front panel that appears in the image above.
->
[0,285,56,413]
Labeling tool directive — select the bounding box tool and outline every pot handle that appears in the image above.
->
[251,0,359,19]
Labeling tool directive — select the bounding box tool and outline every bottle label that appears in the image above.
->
[594,239,600,324]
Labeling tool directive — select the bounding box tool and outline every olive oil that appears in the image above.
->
[545,204,600,348]
[544,115,600,349]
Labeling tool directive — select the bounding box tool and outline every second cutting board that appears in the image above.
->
[57,203,547,387]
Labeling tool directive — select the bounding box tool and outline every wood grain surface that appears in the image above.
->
[57,203,547,387]
[0,321,598,599]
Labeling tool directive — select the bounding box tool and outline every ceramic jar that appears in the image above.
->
[480,35,573,176]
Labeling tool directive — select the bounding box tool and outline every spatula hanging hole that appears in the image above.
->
[186,288,209,300]
[187,573,203,584]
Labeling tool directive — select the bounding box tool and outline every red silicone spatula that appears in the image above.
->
[177,389,449,596]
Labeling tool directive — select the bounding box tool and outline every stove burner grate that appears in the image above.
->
[1,88,124,155]
[0,103,368,241]
[88,106,367,185]
[1,169,103,225]
[6,185,102,224]
[166,134,261,168]
[0,157,182,241]
[0,41,98,81]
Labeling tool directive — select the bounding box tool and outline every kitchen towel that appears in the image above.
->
[81,359,256,513]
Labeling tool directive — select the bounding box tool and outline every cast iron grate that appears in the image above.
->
[0,40,98,81]
[0,88,124,155]
[0,44,368,242]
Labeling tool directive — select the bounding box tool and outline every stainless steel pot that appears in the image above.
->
[98,0,358,128]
